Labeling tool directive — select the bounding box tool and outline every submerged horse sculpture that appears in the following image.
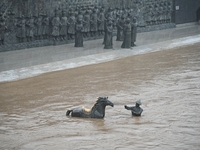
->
[66,97,114,118]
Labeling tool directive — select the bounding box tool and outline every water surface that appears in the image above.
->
[0,43,200,150]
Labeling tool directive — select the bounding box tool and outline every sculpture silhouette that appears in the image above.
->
[124,100,143,116]
[66,97,114,118]
[104,20,113,49]
[74,19,83,47]
[121,18,131,49]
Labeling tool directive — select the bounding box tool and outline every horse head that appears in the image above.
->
[96,97,114,107]
[90,97,114,118]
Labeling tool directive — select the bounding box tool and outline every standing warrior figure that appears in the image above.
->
[26,15,34,42]
[34,14,43,40]
[16,15,26,43]
[74,18,83,47]
[121,18,131,49]
[51,9,60,41]
[97,7,105,36]
[90,9,98,37]
[82,9,90,38]
[116,15,125,41]
[104,20,113,49]
[68,10,76,40]
[0,17,7,45]
[77,10,84,24]
[60,10,68,41]
[42,14,50,39]
[131,17,137,47]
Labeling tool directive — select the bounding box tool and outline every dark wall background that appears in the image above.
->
[174,0,200,24]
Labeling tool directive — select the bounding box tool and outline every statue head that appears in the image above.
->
[62,10,66,16]
[136,100,142,106]
[133,17,137,23]
[126,18,130,23]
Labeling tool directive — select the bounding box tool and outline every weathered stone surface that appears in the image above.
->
[0,0,175,52]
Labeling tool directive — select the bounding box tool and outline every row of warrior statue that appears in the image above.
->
[15,6,136,43]
[145,0,173,26]
[74,6,138,49]
[0,1,172,46]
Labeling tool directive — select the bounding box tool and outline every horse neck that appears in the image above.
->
[91,103,106,116]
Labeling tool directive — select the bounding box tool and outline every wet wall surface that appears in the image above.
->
[0,43,200,149]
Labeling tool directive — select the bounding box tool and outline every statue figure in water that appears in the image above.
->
[124,100,143,116]
[66,97,114,118]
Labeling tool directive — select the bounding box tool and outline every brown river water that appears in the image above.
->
[0,43,200,150]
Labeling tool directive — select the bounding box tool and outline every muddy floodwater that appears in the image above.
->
[0,43,200,150]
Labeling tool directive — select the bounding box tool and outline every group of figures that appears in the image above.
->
[103,12,138,49]
[0,0,173,47]
[66,97,143,118]
[73,5,138,49]
[143,0,173,26]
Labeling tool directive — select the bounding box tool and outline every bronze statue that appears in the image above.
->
[66,97,114,118]
[116,15,125,41]
[121,18,131,49]
[131,17,137,47]
[104,20,113,49]
[0,0,177,51]
[74,19,83,47]
[124,100,143,116]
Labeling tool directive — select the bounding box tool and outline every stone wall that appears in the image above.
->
[0,0,175,52]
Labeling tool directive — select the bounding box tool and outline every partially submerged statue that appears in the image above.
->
[66,97,114,118]
[124,100,143,116]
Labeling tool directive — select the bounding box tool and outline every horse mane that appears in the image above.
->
[91,97,107,110]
